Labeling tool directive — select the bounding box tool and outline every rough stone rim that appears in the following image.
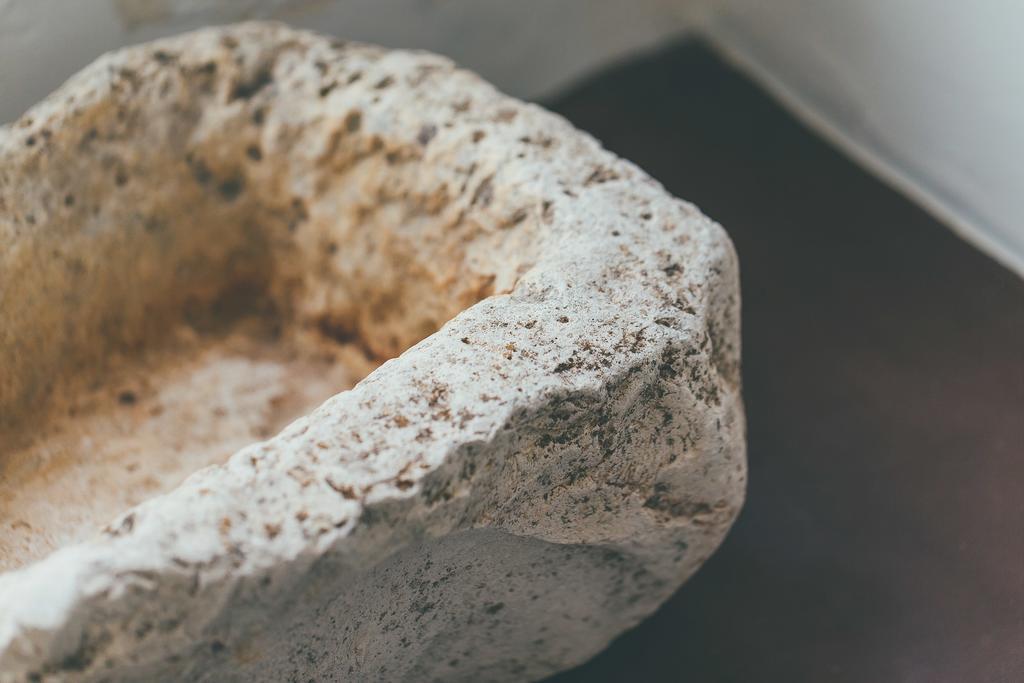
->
[0,22,745,680]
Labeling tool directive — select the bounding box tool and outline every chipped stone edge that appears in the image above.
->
[0,22,746,681]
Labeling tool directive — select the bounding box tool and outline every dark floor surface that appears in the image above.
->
[542,40,1024,683]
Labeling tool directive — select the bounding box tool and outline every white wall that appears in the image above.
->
[702,0,1024,276]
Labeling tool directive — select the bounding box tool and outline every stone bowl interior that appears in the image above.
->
[0,31,530,571]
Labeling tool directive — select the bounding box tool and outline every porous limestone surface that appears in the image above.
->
[0,22,745,682]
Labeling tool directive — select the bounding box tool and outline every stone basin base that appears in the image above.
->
[0,22,745,682]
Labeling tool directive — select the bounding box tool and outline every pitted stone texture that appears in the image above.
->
[0,22,745,682]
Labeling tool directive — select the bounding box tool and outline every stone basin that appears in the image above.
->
[0,22,745,682]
